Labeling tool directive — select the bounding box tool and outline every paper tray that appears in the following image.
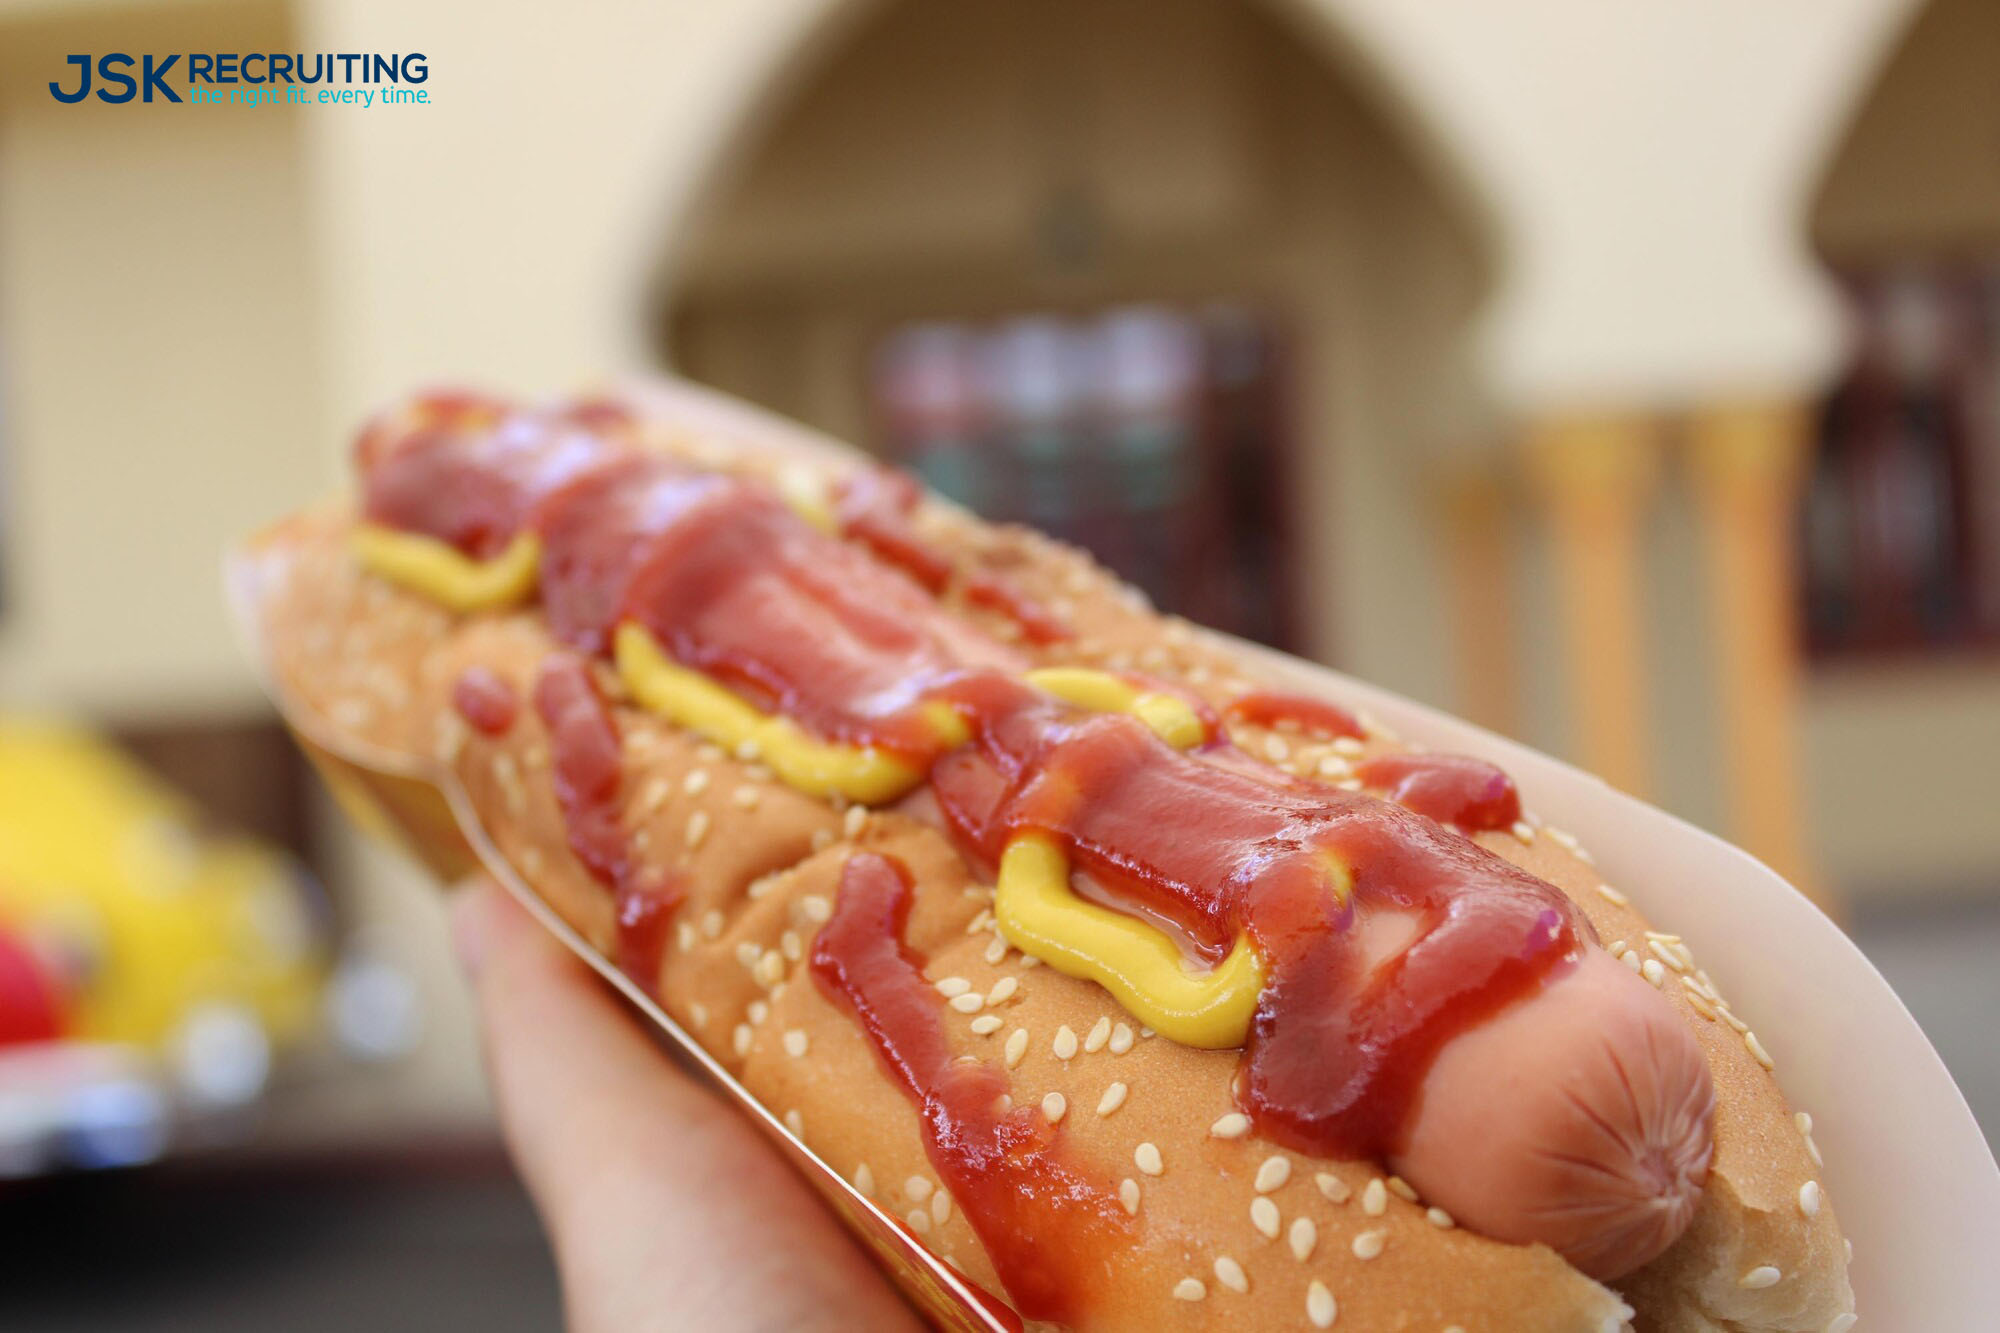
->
[230,377,2000,1330]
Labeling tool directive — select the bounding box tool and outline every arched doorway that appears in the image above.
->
[650,0,1495,699]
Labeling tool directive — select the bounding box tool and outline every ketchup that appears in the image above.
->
[0,927,63,1046]
[1226,689,1364,740]
[452,667,519,736]
[362,412,607,559]
[1354,753,1522,832]
[963,574,1072,645]
[532,653,683,992]
[812,852,1132,1323]
[836,468,955,593]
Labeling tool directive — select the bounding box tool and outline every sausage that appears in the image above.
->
[1389,944,1716,1279]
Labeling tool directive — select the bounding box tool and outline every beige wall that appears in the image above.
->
[0,0,329,720]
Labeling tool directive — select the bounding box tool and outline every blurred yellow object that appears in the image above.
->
[0,716,323,1048]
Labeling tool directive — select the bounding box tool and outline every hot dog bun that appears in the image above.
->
[239,381,1854,1331]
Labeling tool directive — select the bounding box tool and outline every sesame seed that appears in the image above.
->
[1054,1025,1079,1060]
[964,909,993,935]
[1084,1016,1112,1052]
[1041,1093,1067,1123]
[755,950,785,987]
[1362,1178,1388,1215]
[1097,1083,1128,1116]
[683,770,710,796]
[732,785,760,810]
[1134,1142,1164,1176]
[736,941,762,969]
[1264,735,1290,762]
[1738,1266,1781,1289]
[1799,1181,1821,1217]
[1172,1278,1206,1302]
[695,744,724,763]
[1005,1028,1028,1068]
[1385,1175,1418,1203]
[1352,1229,1386,1260]
[843,806,868,839]
[1306,1280,1337,1327]
[782,930,805,962]
[1595,883,1630,906]
[1511,820,1535,843]
[1687,993,1720,1021]
[1427,1207,1455,1228]
[1019,954,1041,967]
[1314,1172,1351,1204]
[1649,939,1691,973]
[1288,1216,1317,1261]
[1250,1196,1280,1238]
[931,1191,951,1225]
[949,993,985,1014]
[689,1003,708,1028]
[1213,1256,1249,1293]
[1333,737,1366,757]
[1806,1135,1824,1166]
[1119,1178,1140,1214]
[1795,1111,1813,1134]
[1211,1112,1252,1139]
[684,810,711,849]
[970,1015,1003,1035]
[905,1208,931,1235]
[797,894,831,924]
[1620,949,1643,974]
[1318,755,1352,778]
[735,738,761,762]
[905,1176,933,1202]
[732,1024,752,1057]
[810,829,833,851]
[1720,1005,1751,1033]
[748,1000,769,1024]
[1643,958,1668,987]
[852,1163,874,1196]
[782,1030,809,1058]
[986,976,1018,1005]
[1745,1031,1776,1069]
[1108,1023,1135,1054]
[935,976,973,998]
[983,936,1007,964]
[1254,1156,1291,1193]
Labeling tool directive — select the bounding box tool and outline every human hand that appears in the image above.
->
[452,879,924,1333]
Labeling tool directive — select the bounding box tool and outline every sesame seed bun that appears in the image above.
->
[238,384,1853,1331]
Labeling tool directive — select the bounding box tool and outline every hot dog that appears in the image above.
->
[238,383,1855,1331]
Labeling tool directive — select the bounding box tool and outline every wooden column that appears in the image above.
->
[1687,401,1825,905]
[1521,414,1663,796]
[1437,465,1521,738]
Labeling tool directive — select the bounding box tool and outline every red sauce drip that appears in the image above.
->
[811,852,1133,1323]
[837,468,955,593]
[929,674,1586,1156]
[532,653,683,994]
[452,667,519,736]
[1227,689,1364,740]
[361,412,606,559]
[1355,753,1522,832]
[963,574,1073,645]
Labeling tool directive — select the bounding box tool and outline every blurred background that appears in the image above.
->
[0,0,1995,1326]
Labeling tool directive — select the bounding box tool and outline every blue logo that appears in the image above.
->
[49,52,429,106]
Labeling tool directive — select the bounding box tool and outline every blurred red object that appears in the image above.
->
[0,926,65,1047]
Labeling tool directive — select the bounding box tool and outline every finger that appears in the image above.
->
[453,880,922,1333]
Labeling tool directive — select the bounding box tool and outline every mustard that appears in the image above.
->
[351,525,541,612]
[995,833,1266,1048]
[1022,667,1206,750]
[615,623,944,805]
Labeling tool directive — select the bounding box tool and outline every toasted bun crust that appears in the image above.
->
[242,384,1852,1332]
